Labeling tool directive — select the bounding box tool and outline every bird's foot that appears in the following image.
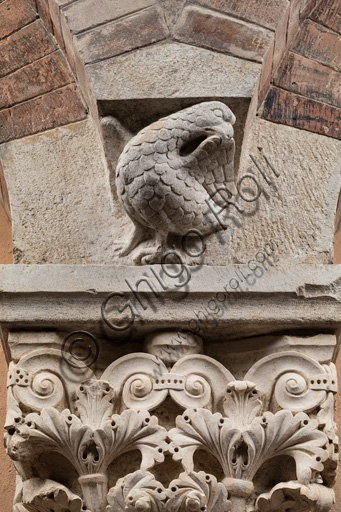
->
[133,242,177,265]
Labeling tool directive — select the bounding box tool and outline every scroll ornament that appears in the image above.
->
[5,347,338,512]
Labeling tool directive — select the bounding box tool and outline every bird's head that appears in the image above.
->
[178,101,235,159]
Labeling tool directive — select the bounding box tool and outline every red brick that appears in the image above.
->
[0,160,11,221]
[0,51,74,109]
[310,0,341,35]
[0,20,57,78]
[193,0,289,31]
[0,110,15,143]
[174,6,274,63]
[0,0,37,40]
[0,85,87,143]
[11,85,87,138]
[262,86,341,139]
[36,0,53,32]
[273,2,290,71]
[274,51,341,108]
[75,6,169,64]
[258,40,275,106]
[292,20,341,71]
[62,0,156,34]
[287,0,318,44]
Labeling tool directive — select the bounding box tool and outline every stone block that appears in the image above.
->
[274,51,341,108]
[231,117,341,265]
[0,51,73,109]
[87,42,261,102]
[293,20,341,72]
[262,86,341,139]
[0,0,37,40]
[62,0,156,34]
[0,118,118,264]
[75,5,169,64]
[0,20,57,79]
[173,5,274,64]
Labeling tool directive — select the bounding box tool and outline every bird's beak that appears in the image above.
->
[205,124,234,146]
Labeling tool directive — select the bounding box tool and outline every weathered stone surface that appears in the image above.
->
[0,20,57,78]
[0,84,87,143]
[0,118,118,264]
[262,86,341,139]
[0,51,73,109]
[274,51,341,108]
[87,42,261,101]
[230,118,341,264]
[62,0,156,33]
[0,0,37,40]
[3,328,338,512]
[75,5,169,64]
[159,0,186,26]
[193,0,289,31]
[173,6,274,64]
[292,20,341,72]
[310,0,341,35]
[0,264,341,341]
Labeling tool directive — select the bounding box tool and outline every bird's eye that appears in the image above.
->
[214,109,223,118]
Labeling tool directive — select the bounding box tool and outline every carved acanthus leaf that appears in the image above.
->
[256,481,335,512]
[169,409,328,484]
[107,471,166,512]
[167,471,230,512]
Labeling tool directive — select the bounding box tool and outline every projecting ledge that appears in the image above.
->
[0,264,341,345]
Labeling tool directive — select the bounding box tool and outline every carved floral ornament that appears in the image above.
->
[5,341,338,512]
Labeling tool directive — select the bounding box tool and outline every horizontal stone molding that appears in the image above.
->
[0,264,341,346]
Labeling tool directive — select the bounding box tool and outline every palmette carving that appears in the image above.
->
[5,345,337,512]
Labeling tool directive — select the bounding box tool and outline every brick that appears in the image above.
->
[11,85,87,139]
[0,0,37,39]
[36,0,53,32]
[62,0,156,34]
[273,2,290,71]
[0,160,11,221]
[262,86,341,139]
[0,51,74,109]
[0,110,15,143]
[0,85,87,142]
[287,0,317,44]
[310,0,341,35]
[193,0,289,31]
[0,20,58,78]
[75,6,169,64]
[173,6,274,64]
[258,40,275,105]
[293,20,341,71]
[299,0,319,20]
[274,51,341,108]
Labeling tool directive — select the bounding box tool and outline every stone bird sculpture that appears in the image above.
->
[116,101,236,264]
